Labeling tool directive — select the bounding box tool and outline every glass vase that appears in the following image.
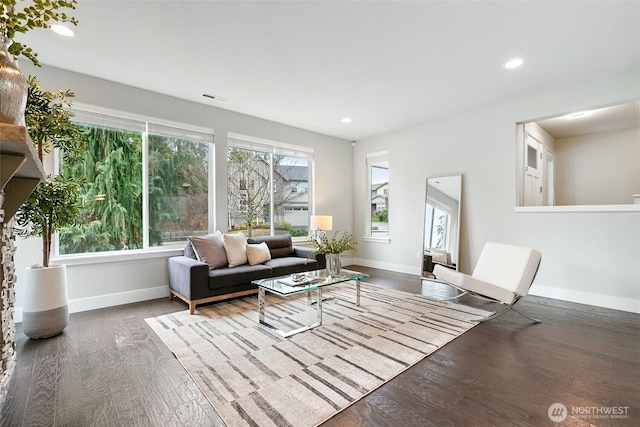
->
[326,253,341,277]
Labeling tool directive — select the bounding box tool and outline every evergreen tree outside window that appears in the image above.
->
[147,124,210,246]
[60,122,144,253]
[58,108,212,255]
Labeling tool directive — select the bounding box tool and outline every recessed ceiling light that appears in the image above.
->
[51,25,74,37]
[504,58,524,69]
[341,117,352,123]
[566,111,592,119]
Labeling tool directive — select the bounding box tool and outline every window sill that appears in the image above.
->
[363,236,391,244]
[52,245,184,266]
[292,236,313,245]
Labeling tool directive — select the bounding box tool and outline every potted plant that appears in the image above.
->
[15,76,85,339]
[0,0,78,125]
[310,231,357,276]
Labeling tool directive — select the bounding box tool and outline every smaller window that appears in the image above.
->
[366,151,389,239]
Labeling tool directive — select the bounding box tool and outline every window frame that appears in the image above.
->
[52,103,214,263]
[364,151,390,243]
[227,133,314,242]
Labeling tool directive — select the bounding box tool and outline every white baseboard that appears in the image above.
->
[14,285,169,324]
[529,284,640,314]
[13,267,637,323]
[348,258,640,314]
[348,257,419,276]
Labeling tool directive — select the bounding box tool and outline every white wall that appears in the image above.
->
[555,127,640,205]
[13,63,353,320]
[14,65,639,317]
[353,71,640,313]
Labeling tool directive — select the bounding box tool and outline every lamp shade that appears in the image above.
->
[310,215,332,231]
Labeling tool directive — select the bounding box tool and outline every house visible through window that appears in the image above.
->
[227,134,313,238]
[366,151,389,240]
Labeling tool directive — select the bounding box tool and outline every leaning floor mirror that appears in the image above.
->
[422,175,462,278]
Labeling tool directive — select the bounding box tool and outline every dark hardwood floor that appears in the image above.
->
[1,265,638,426]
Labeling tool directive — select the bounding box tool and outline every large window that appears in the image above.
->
[227,135,312,238]
[366,151,389,239]
[58,108,213,255]
[147,125,210,246]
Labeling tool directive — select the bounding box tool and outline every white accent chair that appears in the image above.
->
[433,242,542,323]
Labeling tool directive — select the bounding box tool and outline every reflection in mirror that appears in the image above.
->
[422,175,461,278]
[516,100,640,207]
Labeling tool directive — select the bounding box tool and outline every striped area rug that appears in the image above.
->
[146,282,491,426]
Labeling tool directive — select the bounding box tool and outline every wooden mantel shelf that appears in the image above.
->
[0,123,46,220]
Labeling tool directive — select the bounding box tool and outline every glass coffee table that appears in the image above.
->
[252,269,370,337]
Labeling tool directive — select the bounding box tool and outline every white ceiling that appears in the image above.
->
[18,1,640,141]
[533,100,640,139]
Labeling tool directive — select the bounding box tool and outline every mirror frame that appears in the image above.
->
[422,174,462,278]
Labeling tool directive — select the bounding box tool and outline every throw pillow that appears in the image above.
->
[223,233,248,267]
[246,242,272,266]
[188,232,228,269]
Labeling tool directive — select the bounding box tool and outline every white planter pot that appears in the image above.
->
[22,264,69,339]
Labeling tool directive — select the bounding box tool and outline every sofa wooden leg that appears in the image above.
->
[169,291,174,301]
[189,302,196,315]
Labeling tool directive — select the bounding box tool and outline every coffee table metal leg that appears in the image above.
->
[317,287,322,325]
[309,280,361,307]
[258,287,266,325]
[258,286,321,338]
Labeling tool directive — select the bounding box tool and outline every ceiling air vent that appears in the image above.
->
[201,93,229,103]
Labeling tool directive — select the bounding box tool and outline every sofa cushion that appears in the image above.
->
[208,264,272,289]
[246,242,272,265]
[184,241,197,259]
[247,234,293,259]
[434,264,516,305]
[188,232,228,269]
[223,233,248,267]
[265,256,318,277]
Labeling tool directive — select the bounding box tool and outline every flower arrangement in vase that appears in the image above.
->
[310,231,356,276]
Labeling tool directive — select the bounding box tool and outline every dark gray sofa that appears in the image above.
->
[168,234,325,314]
